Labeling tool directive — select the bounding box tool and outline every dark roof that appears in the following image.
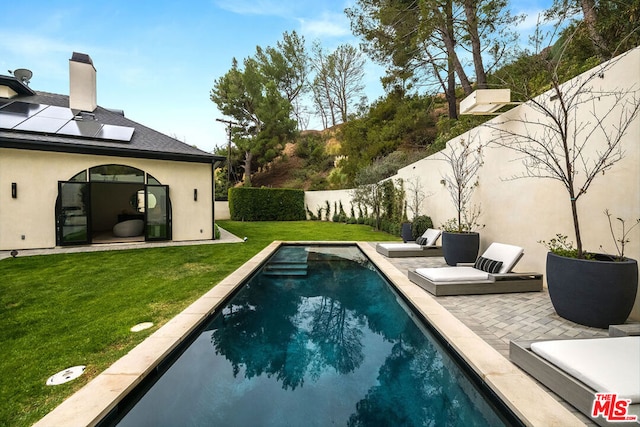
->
[0,74,36,96]
[0,88,224,164]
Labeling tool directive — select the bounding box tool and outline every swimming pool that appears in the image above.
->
[103,245,519,426]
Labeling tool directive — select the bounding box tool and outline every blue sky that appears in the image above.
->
[1,0,552,153]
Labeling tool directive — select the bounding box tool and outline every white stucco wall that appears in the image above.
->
[304,189,354,220]
[307,47,640,320]
[0,149,213,249]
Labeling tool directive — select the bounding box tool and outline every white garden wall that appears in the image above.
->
[306,47,640,321]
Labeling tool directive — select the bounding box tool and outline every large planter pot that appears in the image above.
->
[401,222,413,243]
[546,252,638,329]
[441,232,480,266]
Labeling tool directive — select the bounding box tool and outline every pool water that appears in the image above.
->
[112,245,511,426]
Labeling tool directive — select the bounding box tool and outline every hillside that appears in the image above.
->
[250,128,343,190]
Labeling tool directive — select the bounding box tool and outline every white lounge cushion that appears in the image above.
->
[531,337,640,402]
[415,266,490,282]
[481,243,524,273]
[421,228,442,246]
[379,229,442,250]
[378,243,424,250]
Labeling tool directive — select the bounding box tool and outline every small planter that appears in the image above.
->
[546,252,638,329]
[441,232,480,266]
[401,222,413,243]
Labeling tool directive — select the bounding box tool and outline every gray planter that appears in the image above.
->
[401,222,413,243]
[441,232,480,266]
[546,252,638,329]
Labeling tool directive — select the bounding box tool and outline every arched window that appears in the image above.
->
[89,164,145,183]
[66,165,161,184]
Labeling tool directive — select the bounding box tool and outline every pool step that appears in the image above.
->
[263,247,309,276]
[262,264,308,276]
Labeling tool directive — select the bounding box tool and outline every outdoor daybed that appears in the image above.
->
[510,337,640,427]
[376,228,443,258]
[407,242,542,296]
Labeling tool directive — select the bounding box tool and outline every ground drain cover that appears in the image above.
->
[130,322,154,332]
[46,365,85,386]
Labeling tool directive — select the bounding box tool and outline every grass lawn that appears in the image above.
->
[0,220,399,427]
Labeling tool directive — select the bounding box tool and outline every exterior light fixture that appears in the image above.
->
[11,182,17,198]
[460,89,520,115]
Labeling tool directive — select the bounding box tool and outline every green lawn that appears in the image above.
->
[0,221,399,427]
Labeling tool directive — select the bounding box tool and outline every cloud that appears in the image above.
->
[299,12,351,38]
[213,0,298,17]
[516,8,548,31]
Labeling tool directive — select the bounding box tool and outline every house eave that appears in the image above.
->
[0,137,225,164]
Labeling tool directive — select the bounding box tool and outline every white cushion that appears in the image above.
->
[531,337,640,402]
[415,266,490,282]
[378,243,423,250]
[421,228,442,246]
[481,243,524,273]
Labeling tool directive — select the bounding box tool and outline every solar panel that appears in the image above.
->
[57,119,102,138]
[0,101,46,117]
[14,116,68,133]
[37,105,74,120]
[96,124,135,142]
[0,111,28,128]
[0,101,135,143]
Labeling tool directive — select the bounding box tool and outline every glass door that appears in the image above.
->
[56,181,91,245]
[145,185,171,241]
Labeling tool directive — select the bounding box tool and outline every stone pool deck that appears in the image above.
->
[366,243,614,426]
[18,237,631,426]
[373,246,610,359]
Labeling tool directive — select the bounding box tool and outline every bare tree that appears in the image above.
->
[329,44,366,123]
[310,43,366,127]
[406,176,429,220]
[439,134,484,232]
[485,52,640,257]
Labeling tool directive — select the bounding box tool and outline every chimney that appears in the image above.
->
[69,52,97,113]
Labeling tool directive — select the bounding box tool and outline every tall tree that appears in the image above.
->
[311,42,337,128]
[328,44,366,123]
[310,43,366,127]
[545,0,640,60]
[211,57,296,186]
[254,31,310,129]
[347,0,520,117]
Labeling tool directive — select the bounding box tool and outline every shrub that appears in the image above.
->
[412,215,434,240]
[229,187,306,221]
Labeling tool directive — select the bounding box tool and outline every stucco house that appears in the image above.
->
[0,52,224,251]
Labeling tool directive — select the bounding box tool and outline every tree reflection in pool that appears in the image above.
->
[114,245,509,427]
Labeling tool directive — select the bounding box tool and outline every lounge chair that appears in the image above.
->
[376,228,443,258]
[510,337,640,427]
[407,242,542,296]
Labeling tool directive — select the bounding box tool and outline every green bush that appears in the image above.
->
[412,215,434,240]
[229,187,306,221]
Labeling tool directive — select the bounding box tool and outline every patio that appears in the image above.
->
[370,245,618,426]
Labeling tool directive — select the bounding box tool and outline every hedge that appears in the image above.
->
[228,187,306,221]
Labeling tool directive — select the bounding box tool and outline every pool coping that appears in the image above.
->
[33,241,584,427]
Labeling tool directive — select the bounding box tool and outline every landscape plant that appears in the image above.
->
[412,215,434,240]
[439,135,484,233]
[601,210,640,261]
[486,49,640,258]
